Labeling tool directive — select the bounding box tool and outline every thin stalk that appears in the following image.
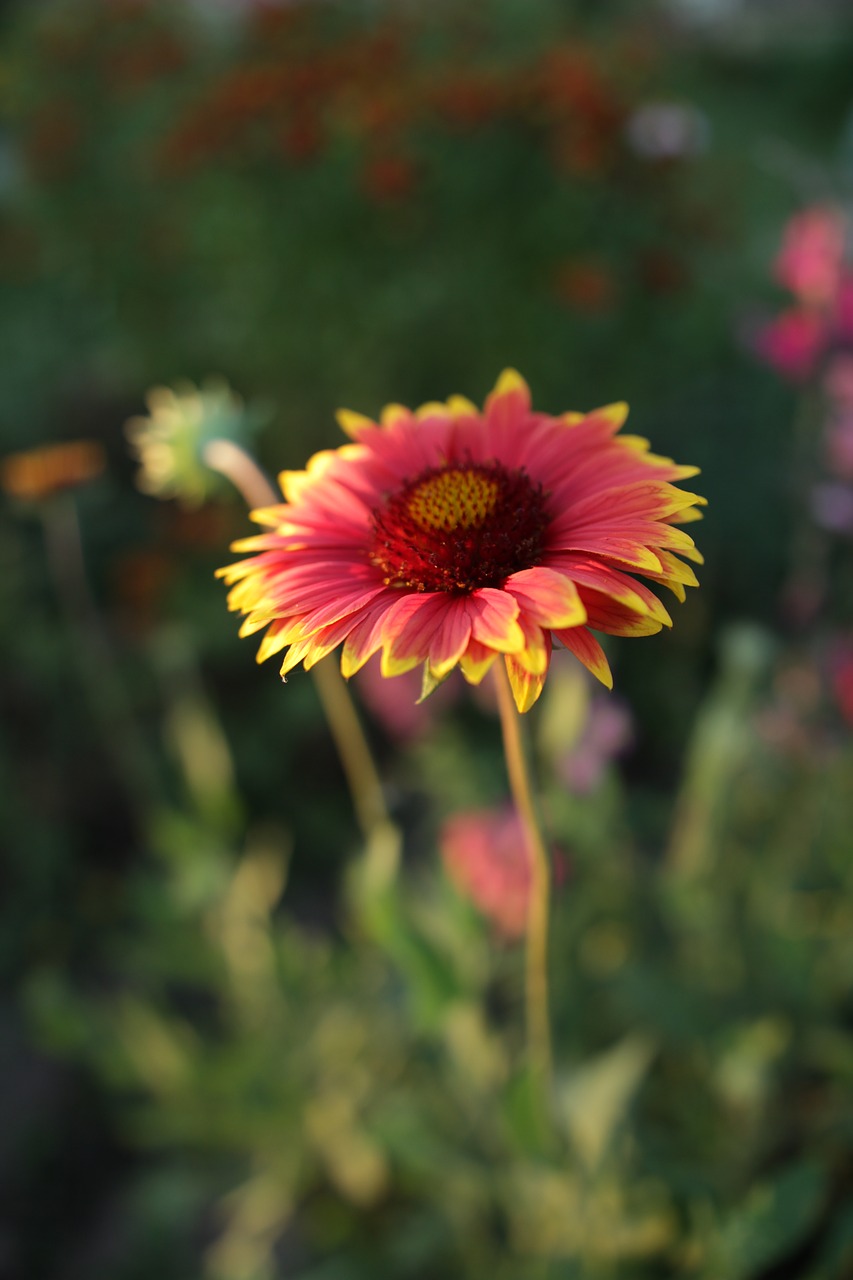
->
[492,661,552,1092]
[310,656,389,837]
[42,496,162,823]
[204,439,390,840]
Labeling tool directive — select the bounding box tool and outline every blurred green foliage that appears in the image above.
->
[3,0,853,1277]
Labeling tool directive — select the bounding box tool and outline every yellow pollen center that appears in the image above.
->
[406,468,500,532]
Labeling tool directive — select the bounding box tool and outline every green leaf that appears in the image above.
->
[557,1034,656,1169]
[417,663,450,704]
[705,1161,828,1280]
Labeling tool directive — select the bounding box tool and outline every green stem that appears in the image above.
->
[204,439,390,841]
[493,661,552,1092]
[41,496,161,823]
[311,656,389,838]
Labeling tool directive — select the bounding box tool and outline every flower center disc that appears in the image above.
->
[370,462,549,593]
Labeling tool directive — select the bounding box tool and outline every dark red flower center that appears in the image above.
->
[369,462,549,592]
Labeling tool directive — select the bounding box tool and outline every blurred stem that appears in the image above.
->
[493,661,552,1096]
[204,439,390,840]
[311,657,389,837]
[203,438,281,511]
[41,495,161,822]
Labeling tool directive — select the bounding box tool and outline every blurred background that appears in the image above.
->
[3,0,853,1277]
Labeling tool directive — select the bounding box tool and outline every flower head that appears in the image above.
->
[440,806,533,939]
[774,205,846,307]
[219,370,704,711]
[0,439,105,502]
[126,379,260,508]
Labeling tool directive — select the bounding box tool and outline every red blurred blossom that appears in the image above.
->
[355,653,459,742]
[832,646,853,726]
[554,258,616,313]
[441,806,533,940]
[535,45,621,128]
[279,114,324,163]
[361,153,418,203]
[755,207,853,382]
[429,71,509,130]
[755,308,825,381]
[775,205,846,306]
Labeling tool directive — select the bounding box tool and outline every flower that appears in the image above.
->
[126,379,260,507]
[0,439,105,502]
[558,689,634,793]
[830,641,853,727]
[625,101,710,161]
[440,806,533,939]
[218,370,704,712]
[754,205,853,382]
[774,205,846,307]
[553,257,616,313]
[754,308,825,381]
[355,653,459,742]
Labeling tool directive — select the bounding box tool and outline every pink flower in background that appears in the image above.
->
[441,807,533,940]
[824,353,853,407]
[823,356,853,480]
[774,205,846,306]
[558,693,634,793]
[754,205,853,382]
[834,651,853,726]
[810,482,853,535]
[356,652,459,741]
[755,308,824,381]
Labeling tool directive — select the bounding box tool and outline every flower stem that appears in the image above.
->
[493,661,552,1093]
[311,656,389,838]
[42,496,162,825]
[203,439,282,512]
[204,439,390,840]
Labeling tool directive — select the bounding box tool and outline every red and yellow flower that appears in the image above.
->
[218,370,704,711]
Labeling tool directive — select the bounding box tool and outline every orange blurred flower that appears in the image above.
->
[0,440,105,502]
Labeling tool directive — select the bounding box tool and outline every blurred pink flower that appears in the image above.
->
[441,806,533,940]
[823,356,853,480]
[774,205,846,306]
[355,652,458,741]
[835,277,853,344]
[754,206,853,382]
[810,482,853,534]
[824,354,853,407]
[824,411,853,480]
[755,308,825,381]
[558,693,634,793]
[832,648,853,726]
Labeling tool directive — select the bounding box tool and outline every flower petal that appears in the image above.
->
[467,588,525,654]
[380,593,451,677]
[485,368,531,426]
[504,566,587,629]
[459,638,499,685]
[511,613,551,675]
[555,626,613,689]
[428,598,473,678]
[505,639,551,712]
